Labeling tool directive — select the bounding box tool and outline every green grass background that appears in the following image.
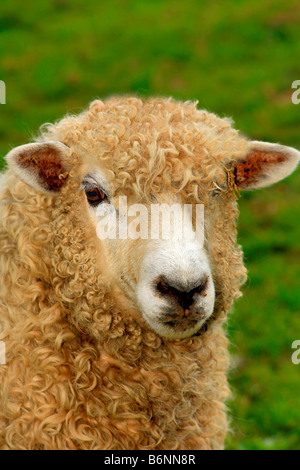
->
[0,0,300,450]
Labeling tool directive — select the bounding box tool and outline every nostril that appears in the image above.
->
[193,276,209,296]
[155,279,174,296]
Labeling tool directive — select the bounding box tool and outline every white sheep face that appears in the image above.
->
[81,169,216,339]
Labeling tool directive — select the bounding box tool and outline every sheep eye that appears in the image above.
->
[85,187,107,206]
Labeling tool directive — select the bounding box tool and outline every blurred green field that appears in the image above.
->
[0,0,300,450]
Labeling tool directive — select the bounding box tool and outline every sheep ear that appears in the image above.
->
[234,141,300,190]
[5,141,70,193]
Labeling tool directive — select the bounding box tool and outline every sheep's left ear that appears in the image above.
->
[5,141,70,193]
[233,141,300,190]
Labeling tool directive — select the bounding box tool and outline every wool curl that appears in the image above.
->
[0,97,248,450]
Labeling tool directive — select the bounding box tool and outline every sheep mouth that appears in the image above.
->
[160,308,206,332]
[163,318,200,333]
[142,308,209,339]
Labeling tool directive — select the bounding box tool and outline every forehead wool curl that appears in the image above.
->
[39,97,248,202]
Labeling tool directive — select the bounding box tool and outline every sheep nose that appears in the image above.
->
[155,275,209,310]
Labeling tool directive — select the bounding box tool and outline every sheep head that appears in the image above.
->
[5,98,300,340]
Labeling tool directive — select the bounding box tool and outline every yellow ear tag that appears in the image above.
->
[225,166,241,200]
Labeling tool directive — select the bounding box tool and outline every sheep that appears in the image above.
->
[0,97,299,450]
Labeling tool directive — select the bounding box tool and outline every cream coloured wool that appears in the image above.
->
[0,97,299,450]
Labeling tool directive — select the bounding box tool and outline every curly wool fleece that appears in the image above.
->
[0,97,298,450]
